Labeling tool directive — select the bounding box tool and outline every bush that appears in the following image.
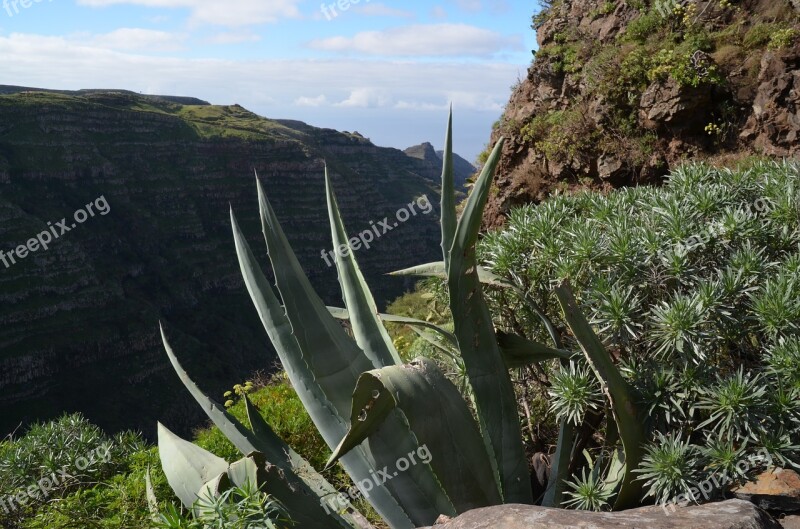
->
[478,159,800,504]
[769,28,799,50]
[0,413,160,529]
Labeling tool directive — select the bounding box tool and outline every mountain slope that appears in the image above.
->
[0,88,442,438]
[483,0,800,227]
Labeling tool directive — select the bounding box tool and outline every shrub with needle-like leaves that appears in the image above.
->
[473,159,800,507]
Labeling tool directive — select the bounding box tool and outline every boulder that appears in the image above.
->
[780,514,800,528]
[733,468,800,513]
[419,499,780,529]
[639,78,713,132]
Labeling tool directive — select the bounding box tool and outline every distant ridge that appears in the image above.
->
[0,85,210,106]
[404,141,475,190]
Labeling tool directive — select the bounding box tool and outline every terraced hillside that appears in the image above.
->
[0,89,445,438]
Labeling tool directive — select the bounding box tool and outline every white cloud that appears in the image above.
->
[205,31,261,44]
[308,23,522,57]
[353,3,414,18]
[90,28,186,51]
[75,0,302,27]
[294,94,328,107]
[335,88,390,108]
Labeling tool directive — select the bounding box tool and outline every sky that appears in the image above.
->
[0,0,537,161]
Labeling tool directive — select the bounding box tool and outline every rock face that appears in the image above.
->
[734,469,800,513]
[404,142,475,190]
[740,45,800,155]
[483,0,800,228]
[421,499,780,529]
[0,88,442,439]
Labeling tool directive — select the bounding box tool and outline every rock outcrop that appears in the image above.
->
[404,141,475,190]
[421,499,780,529]
[483,0,800,228]
[0,88,442,439]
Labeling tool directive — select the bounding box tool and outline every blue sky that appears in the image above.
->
[0,0,536,161]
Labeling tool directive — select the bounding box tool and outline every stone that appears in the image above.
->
[780,514,800,529]
[734,468,800,513]
[419,499,780,529]
[639,78,713,132]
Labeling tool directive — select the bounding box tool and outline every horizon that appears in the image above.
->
[0,0,537,162]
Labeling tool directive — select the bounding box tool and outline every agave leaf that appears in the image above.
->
[157,423,229,511]
[249,180,479,527]
[228,454,261,490]
[160,326,360,529]
[495,331,573,368]
[447,138,532,503]
[232,207,408,528]
[541,420,576,507]
[325,168,401,368]
[256,178,374,418]
[554,281,645,509]
[388,262,509,287]
[440,107,456,269]
[327,306,457,347]
[327,358,502,512]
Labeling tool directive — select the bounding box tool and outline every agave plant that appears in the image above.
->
[152,112,646,527]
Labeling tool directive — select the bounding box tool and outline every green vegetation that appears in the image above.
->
[472,158,800,509]
[0,413,165,529]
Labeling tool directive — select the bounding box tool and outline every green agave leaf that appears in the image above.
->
[541,420,576,507]
[388,261,509,287]
[441,108,456,269]
[327,306,457,347]
[160,326,359,529]
[231,207,407,529]
[447,138,532,504]
[256,177,375,418]
[495,331,573,368]
[228,454,261,490]
[327,358,502,512]
[157,423,229,511]
[325,168,401,368]
[247,179,483,527]
[554,281,645,510]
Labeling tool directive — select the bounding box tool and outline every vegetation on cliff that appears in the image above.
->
[483,0,800,227]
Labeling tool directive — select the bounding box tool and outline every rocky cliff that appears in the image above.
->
[484,0,800,227]
[404,141,476,190]
[0,88,446,438]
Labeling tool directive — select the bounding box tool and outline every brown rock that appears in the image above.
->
[418,499,780,529]
[734,468,800,512]
[740,45,800,156]
[779,514,800,528]
[639,78,713,132]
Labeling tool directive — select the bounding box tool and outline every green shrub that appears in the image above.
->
[625,11,664,44]
[0,413,159,529]
[479,159,800,504]
[743,23,779,49]
[769,28,799,50]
